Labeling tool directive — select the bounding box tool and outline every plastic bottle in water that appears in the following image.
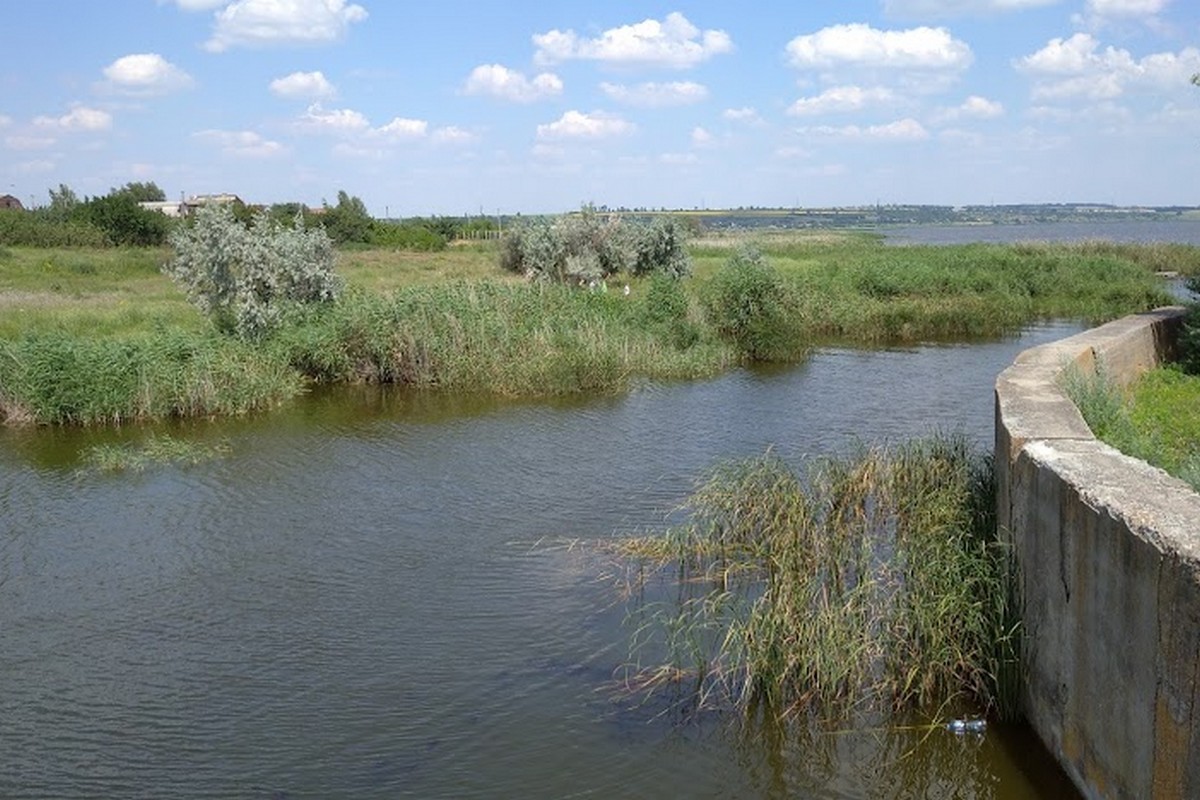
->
[946,718,987,734]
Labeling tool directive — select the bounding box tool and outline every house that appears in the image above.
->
[137,200,186,218]
[0,194,25,211]
[184,193,243,214]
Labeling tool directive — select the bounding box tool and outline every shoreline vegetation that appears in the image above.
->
[0,220,1192,426]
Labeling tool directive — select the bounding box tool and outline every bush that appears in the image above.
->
[80,193,171,247]
[0,210,109,247]
[705,246,802,361]
[164,204,343,339]
[499,209,691,284]
[631,218,691,279]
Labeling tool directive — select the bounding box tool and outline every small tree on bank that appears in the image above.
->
[164,204,343,339]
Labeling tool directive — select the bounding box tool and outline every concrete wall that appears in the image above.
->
[995,307,1200,799]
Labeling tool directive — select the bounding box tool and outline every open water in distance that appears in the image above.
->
[0,323,1089,799]
[883,218,1200,246]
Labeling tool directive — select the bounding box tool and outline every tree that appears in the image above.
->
[44,184,80,222]
[111,181,166,203]
[81,192,170,246]
[322,189,374,244]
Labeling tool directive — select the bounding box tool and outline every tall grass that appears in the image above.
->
[614,435,1020,722]
[0,329,302,425]
[1063,365,1200,491]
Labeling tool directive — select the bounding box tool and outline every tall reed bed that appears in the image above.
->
[0,330,302,425]
[269,281,734,396]
[615,435,1019,722]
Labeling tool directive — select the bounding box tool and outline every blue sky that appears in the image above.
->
[2,0,1198,215]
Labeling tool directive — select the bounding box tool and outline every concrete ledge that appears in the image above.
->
[995,307,1199,799]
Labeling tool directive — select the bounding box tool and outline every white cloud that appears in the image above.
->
[1086,0,1170,16]
[536,110,634,141]
[194,129,286,157]
[1017,34,1200,101]
[5,135,57,150]
[33,106,113,132]
[797,118,930,141]
[158,0,227,10]
[373,117,428,139]
[463,64,562,103]
[883,0,1060,15]
[102,53,193,95]
[0,115,11,128]
[691,126,714,147]
[786,24,972,71]
[933,94,1005,122]
[660,152,698,165]
[722,107,764,124]
[599,81,708,108]
[774,146,812,159]
[270,70,335,98]
[16,159,56,174]
[787,85,897,116]
[296,102,370,134]
[533,12,733,69]
[432,126,476,145]
[205,0,368,52]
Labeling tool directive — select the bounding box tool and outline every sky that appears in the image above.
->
[1,0,1199,216]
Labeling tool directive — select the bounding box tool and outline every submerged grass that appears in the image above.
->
[83,434,231,472]
[613,435,1020,723]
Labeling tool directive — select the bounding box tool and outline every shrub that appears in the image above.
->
[164,204,343,339]
[631,218,691,279]
[80,193,172,247]
[499,209,690,284]
[0,210,109,247]
[705,246,802,361]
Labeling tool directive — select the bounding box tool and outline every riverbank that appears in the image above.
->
[0,235,1189,425]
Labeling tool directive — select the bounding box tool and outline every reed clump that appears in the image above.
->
[615,435,1020,722]
[83,434,231,472]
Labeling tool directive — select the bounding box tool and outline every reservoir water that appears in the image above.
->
[0,322,1090,799]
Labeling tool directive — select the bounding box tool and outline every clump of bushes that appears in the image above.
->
[500,207,691,284]
[164,204,343,339]
[704,245,803,361]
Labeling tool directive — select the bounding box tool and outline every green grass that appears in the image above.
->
[0,235,1186,425]
[612,435,1020,723]
[1065,365,1200,490]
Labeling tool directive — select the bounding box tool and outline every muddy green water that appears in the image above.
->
[0,325,1085,799]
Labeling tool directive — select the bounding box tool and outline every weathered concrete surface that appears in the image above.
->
[995,307,1200,799]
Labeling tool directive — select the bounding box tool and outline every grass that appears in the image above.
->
[611,435,1020,723]
[82,433,231,472]
[0,233,1188,425]
[1064,364,1200,490]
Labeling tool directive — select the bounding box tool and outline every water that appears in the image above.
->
[883,219,1200,246]
[0,325,1088,799]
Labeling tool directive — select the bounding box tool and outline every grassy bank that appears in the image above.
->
[611,435,1019,721]
[1065,364,1200,490]
[0,234,1187,425]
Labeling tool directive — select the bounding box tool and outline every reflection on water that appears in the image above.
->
[0,325,1086,798]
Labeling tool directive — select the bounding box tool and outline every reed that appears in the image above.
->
[614,435,1019,722]
[83,434,231,471]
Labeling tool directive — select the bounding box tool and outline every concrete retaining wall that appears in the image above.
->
[995,307,1200,799]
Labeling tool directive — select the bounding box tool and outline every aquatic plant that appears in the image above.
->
[614,435,1020,722]
[83,434,231,472]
